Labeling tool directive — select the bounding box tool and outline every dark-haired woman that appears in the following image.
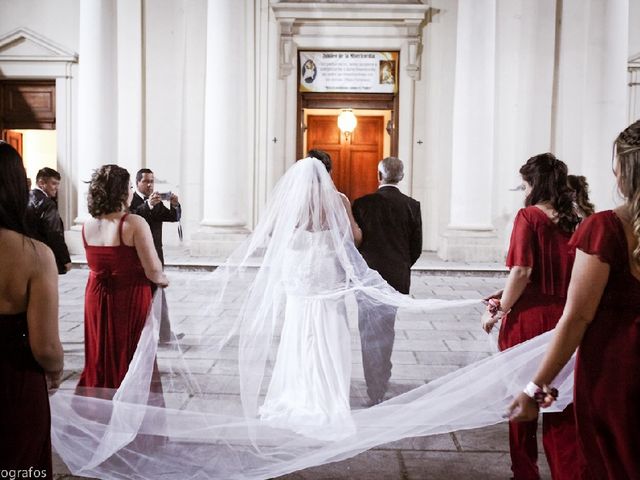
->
[509,121,640,478]
[0,141,63,476]
[78,164,167,389]
[567,175,595,218]
[482,153,580,479]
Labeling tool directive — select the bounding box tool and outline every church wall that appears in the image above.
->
[0,0,79,51]
[416,0,458,251]
[144,0,208,250]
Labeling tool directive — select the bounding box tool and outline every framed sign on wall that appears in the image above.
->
[299,51,398,94]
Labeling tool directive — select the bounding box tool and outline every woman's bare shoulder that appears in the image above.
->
[0,230,55,272]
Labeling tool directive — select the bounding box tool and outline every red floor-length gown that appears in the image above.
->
[0,312,52,477]
[499,206,579,480]
[569,211,640,479]
[78,214,153,389]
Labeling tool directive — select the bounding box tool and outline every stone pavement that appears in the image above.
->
[52,262,553,480]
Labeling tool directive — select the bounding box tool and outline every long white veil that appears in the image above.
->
[50,158,574,479]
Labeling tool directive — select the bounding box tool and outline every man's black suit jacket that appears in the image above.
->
[27,189,71,274]
[129,193,181,265]
[352,186,422,294]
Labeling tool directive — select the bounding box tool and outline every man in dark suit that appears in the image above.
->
[27,167,72,274]
[130,168,181,342]
[352,157,422,405]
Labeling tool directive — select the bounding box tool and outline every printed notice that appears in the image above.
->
[299,51,398,93]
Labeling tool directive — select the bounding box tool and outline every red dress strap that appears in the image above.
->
[118,213,129,246]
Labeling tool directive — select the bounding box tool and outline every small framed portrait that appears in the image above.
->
[379,60,395,85]
[302,59,317,84]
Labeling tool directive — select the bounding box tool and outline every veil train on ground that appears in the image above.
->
[51,158,574,480]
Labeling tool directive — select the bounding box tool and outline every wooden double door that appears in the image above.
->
[307,114,384,201]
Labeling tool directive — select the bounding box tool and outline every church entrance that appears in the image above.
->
[304,109,391,201]
[298,92,398,202]
[0,79,58,187]
[296,51,399,202]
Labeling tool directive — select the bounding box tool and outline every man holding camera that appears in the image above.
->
[130,168,181,265]
[130,168,181,342]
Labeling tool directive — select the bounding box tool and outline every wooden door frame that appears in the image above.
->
[297,92,399,159]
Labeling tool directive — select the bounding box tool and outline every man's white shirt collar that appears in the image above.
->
[135,190,147,200]
[379,184,400,190]
[34,186,48,197]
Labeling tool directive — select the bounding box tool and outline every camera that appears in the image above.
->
[158,191,172,201]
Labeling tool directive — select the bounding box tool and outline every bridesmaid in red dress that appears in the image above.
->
[0,142,64,477]
[482,153,581,479]
[509,120,640,479]
[77,164,167,390]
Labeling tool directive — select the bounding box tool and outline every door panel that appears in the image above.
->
[4,130,23,157]
[307,114,384,201]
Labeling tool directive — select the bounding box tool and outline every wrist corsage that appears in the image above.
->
[487,298,510,319]
[523,381,558,408]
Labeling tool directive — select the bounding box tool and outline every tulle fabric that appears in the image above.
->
[51,158,575,479]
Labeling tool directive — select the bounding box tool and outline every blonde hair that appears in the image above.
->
[615,120,640,264]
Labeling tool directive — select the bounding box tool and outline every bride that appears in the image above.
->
[259,156,362,439]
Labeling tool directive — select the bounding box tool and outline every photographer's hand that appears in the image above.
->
[149,192,162,207]
[170,193,179,207]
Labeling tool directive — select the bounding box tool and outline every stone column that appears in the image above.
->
[191,0,252,256]
[116,0,143,177]
[554,0,629,211]
[75,0,118,224]
[438,0,501,261]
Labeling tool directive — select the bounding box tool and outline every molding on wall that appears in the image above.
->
[271,2,429,80]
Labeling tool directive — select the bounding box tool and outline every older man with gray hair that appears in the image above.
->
[352,156,422,406]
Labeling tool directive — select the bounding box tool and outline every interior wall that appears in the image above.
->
[14,129,57,182]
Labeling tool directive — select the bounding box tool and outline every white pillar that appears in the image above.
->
[492,0,556,245]
[75,0,118,224]
[554,0,629,211]
[191,0,252,256]
[439,0,500,261]
[116,0,143,177]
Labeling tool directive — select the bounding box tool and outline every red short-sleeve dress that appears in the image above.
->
[499,206,578,480]
[569,210,640,479]
[499,206,574,350]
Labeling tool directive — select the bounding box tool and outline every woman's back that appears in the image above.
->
[78,213,154,389]
[507,205,574,298]
[0,229,60,473]
[0,229,43,313]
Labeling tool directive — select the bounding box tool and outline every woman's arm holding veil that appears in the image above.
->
[481,266,530,333]
[129,215,169,287]
[338,193,363,247]
[507,249,609,421]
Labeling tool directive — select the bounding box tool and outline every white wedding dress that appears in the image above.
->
[260,228,355,440]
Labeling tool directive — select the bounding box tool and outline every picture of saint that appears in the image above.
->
[379,60,395,85]
[302,59,317,84]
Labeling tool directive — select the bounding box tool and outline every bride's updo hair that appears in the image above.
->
[614,119,640,264]
[519,152,580,233]
[87,164,130,217]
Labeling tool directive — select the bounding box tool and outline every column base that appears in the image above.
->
[66,226,85,255]
[438,229,504,262]
[190,227,250,258]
